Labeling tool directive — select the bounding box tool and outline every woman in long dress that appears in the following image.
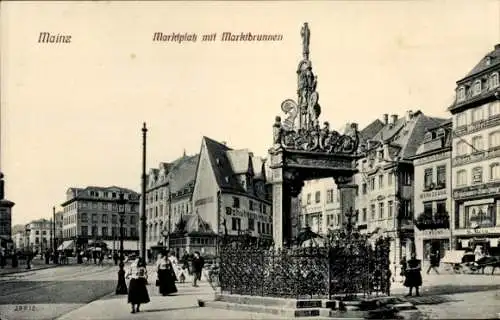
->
[404,252,423,297]
[157,251,177,296]
[126,257,150,313]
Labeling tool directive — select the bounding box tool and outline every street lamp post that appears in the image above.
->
[25,227,31,269]
[115,193,128,295]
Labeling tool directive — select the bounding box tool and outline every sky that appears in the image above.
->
[1,0,499,226]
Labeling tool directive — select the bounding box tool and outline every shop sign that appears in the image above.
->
[418,229,449,238]
[419,189,447,200]
[454,227,500,236]
[453,182,500,199]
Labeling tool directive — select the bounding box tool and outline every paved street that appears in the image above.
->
[0,261,118,320]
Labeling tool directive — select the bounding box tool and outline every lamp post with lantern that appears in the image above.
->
[115,193,128,295]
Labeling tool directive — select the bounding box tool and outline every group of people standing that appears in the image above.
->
[125,250,205,314]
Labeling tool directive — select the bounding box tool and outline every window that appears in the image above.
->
[122,228,128,237]
[424,202,433,214]
[91,226,98,236]
[456,141,469,155]
[248,218,255,231]
[402,171,412,186]
[130,216,136,225]
[400,199,412,219]
[456,112,467,127]
[388,201,393,218]
[315,191,321,203]
[232,197,240,208]
[489,131,500,149]
[42,230,46,235]
[112,214,117,224]
[155,207,158,217]
[370,177,376,190]
[81,226,88,236]
[472,136,484,152]
[81,212,88,222]
[490,101,500,117]
[436,200,446,214]
[306,193,311,205]
[102,214,108,224]
[457,86,466,102]
[378,202,384,219]
[112,227,118,237]
[388,172,393,186]
[472,167,483,184]
[491,72,499,89]
[378,175,384,188]
[257,222,261,233]
[249,200,254,211]
[225,207,232,215]
[370,204,376,220]
[456,170,467,186]
[491,163,500,180]
[327,189,334,203]
[92,214,97,223]
[131,228,137,237]
[362,184,367,194]
[102,227,108,236]
[472,108,483,122]
[362,208,367,222]
[231,217,241,231]
[424,168,433,189]
[437,165,446,187]
[472,80,482,96]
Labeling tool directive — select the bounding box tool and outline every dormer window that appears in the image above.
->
[457,86,466,102]
[424,132,433,142]
[473,80,482,96]
[491,72,499,89]
[436,128,445,138]
[486,56,492,66]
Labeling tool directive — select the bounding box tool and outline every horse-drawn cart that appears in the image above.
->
[441,250,500,274]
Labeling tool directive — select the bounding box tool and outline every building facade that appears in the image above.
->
[25,218,52,253]
[412,120,453,261]
[60,186,140,253]
[189,137,273,257]
[145,153,198,256]
[0,173,14,249]
[54,210,64,249]
[449,44,500,255]
[354,111,445,276]
[299,179,341,235]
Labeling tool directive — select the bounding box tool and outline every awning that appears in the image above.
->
[103,240,138,251]
[57,240,74,250]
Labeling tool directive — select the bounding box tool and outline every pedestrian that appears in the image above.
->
[191,251,205,287]
[113,252,119,265]
[156,251,177,296]
[168,251,179,282]
[126,257,150,313]
[426,249,440,274]
[98,252,104,266]
[404,252,422,297]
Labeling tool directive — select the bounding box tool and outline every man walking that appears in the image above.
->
[426,249,440,275]
[191,251,204,287]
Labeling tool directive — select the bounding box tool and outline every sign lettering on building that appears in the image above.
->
[472,167,483,184]
[194,197,214,206]
[453,182,500,199]
[419,189,447,200]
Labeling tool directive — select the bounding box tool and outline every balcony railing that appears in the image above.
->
[414,212,450,230]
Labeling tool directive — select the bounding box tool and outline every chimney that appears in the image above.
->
[350,123,358,131]
[221,141,227,146]
[406,110,413,121]
[383,114,389,125]
[391,114,398,124]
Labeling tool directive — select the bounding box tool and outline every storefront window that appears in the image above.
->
[465,203,496,228]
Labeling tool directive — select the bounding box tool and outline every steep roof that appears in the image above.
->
[359,119,384,144]
[167,155,199,194]
[462,44,500,81]
[400,114,447,159]
[203,137,246,192]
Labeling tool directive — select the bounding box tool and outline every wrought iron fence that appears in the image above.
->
[215,235,391,300]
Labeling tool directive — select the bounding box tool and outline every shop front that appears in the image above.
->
[453,182,500,255]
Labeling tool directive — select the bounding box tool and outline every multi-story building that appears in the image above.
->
[299,179,341,235]
[188,137,273,257]
[25,218,52,253]
[145,152,198,256]
[412,120,453,262]
[449,44,500,255]
[354,111,446,275]
[60,186,140,253]
[0,173,14,250]
[13,231,24,250]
